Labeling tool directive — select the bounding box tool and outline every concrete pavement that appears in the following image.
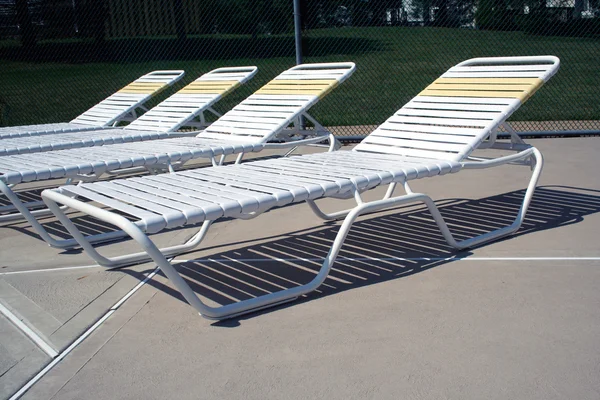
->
[1,138,599,399]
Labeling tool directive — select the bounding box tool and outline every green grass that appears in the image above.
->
[1,27,599,128]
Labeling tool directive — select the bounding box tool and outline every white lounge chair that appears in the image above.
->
[0,67,258,155]
[0,62,356,242]
[0,71,185,139]
[41,56,560,320]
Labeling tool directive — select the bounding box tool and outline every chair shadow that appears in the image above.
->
[121,185,600,325]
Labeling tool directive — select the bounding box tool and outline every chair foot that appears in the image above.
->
[199,296,299,321]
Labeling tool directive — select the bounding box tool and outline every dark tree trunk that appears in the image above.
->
[173,0,187,40]
[15,0,36,48]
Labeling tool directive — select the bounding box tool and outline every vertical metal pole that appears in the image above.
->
[293,0,303,65]
[293,0,305,129]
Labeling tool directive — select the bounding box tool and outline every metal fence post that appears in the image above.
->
[293,0,303,65]
[293,0,305,129]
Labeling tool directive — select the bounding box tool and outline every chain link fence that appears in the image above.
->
[1,0,599,136]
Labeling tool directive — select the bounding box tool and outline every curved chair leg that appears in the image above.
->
[50,190,490,320]
[306,182,402,221]
[444,147,544,249]
[43,189,214,268]
[0,198,57,222]
[1,180,129,249]
[307,148,543,250]
[0,182,68,222]
[44,190,390,319]
[0,181,80,247]
[328,134,342,152]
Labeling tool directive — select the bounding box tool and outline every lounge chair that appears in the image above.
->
[0,62,356,241]
[41,56,560,320]
[0,67,258,155]
[0,71,185,139]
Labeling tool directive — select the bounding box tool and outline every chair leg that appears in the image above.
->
[306,199,351,221]
[0,181,130,249]
[0,181,80,248]
[45,189,382,320]
[42,189,214,268]
[306,182,400,221]
[0,198,55,222]
[440,147,544,249]
[328,134,342,152]
[307,148,543,250]
[134,192,459,319]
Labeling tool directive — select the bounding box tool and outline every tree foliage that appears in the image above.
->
[214,0,293,35]
[475,0,522,30]
[4,0,598,48]
[301,0,406,28]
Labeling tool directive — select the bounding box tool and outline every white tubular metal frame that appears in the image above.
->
[307,146,543,249]
[0,178,131,248]
[70,70,186,127]
[41,143,543,320]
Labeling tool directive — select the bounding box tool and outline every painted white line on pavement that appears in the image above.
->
[175,256,600,264]
[3,256,600,276]
[0,264,101,276]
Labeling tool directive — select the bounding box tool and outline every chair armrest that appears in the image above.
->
[461,147,536,169]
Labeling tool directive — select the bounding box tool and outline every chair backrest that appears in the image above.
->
[199,62,356,143]
[123,66,258,133]
[354,56,560,161]
[70,70,185,127]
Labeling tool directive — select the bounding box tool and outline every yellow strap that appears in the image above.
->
[429,84,535,91]
[420,89,533,101]
[118,82,168,94]
[178,80,240,95]
[434,78,542,85]
[261,84,334,90]
[256,79,338,98]
[420,78,544,102]
[266,79,339,85]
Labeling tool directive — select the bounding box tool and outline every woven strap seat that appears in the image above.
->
[54,151,460,233]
